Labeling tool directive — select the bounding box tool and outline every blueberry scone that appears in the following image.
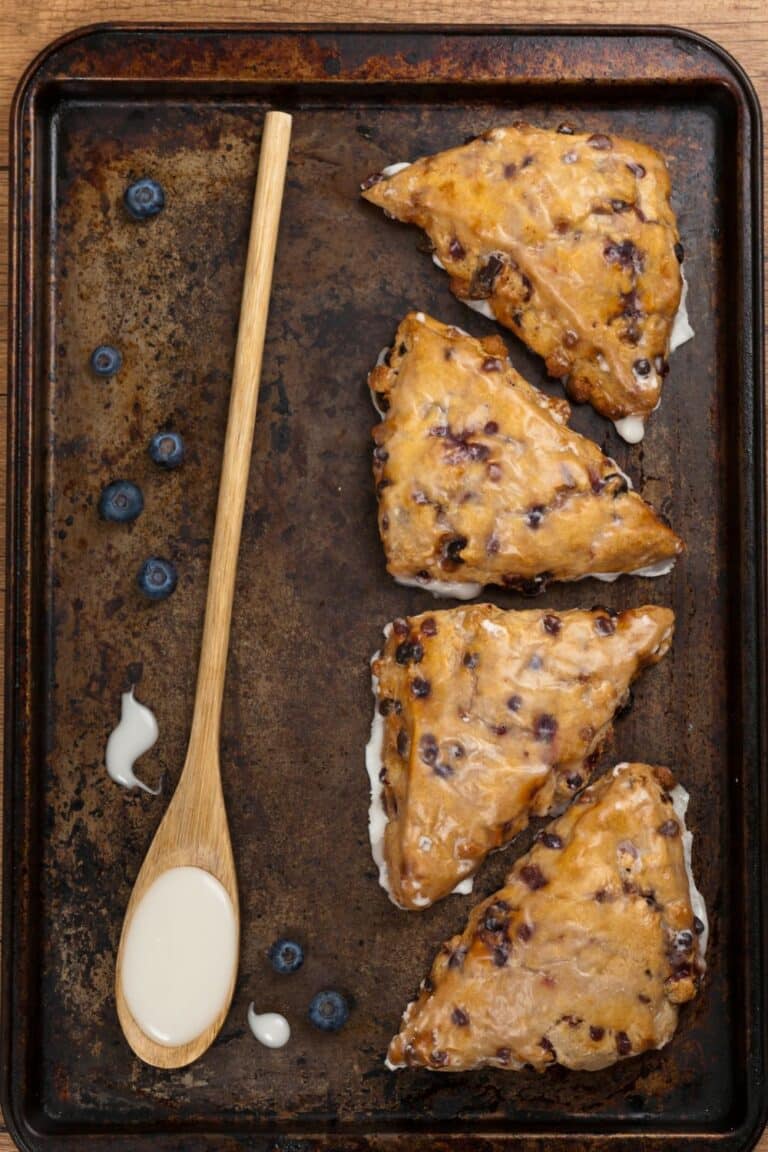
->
[387,762,706,1071]
[370,313,682,598]
[362,124,694,442]
[368,603,674,910]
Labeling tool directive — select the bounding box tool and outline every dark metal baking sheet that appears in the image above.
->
[3,23,765,1152]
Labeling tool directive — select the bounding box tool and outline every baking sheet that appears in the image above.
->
[3,24,765,1152]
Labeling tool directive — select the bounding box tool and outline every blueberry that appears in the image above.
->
[268,938,304,974]
[137,557,177,600]
[149,430,185,469]
[308,990,349,1032]
[90,345,122,377]
[98,480,143,523]
[124,178,165,220]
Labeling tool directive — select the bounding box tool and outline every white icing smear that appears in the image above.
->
[670,266,694,353]
[395,574,482,601]
[121,866,238,1047]
[381,161,412,177]
[247,1006,290,1049]
[671,785,709,959]
[106,688,160,794]
[629,558,676,578]
[462,298,496,321]
[588,557,677,583]
[366,665,395,902]
[613,415,646,444]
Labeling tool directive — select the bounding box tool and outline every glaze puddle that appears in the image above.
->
[106,688,160,793]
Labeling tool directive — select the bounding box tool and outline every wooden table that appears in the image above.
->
[0,2,765,1148]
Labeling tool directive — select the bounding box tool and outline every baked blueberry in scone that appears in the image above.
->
[370,313,682,598]
[367,603,674,910]
[387,762,706,1071]
[362,124,694,442]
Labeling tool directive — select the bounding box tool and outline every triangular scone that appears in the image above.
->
[388,763,707,1072]
[370,313,682,596]
[362,124,687,441]
[368,604,674,910]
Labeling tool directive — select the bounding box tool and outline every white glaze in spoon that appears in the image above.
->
[247,1005,291,1049]
[106,688,160,794]
[122,867,238,1047]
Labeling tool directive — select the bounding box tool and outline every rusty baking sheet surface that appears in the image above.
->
[3,23,765,1152]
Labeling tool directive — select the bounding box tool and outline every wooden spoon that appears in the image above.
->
[115,110,292,1069]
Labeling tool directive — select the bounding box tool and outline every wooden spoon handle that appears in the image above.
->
[190,110,292,751]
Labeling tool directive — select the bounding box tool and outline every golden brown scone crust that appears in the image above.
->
[388,763,705,1072]
[371,313,682,592]
[372,603,674,910]
[362,123,683,425]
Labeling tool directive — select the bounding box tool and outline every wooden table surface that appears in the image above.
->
[0,1,765,1148]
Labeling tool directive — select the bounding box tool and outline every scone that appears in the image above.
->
[367,603,674,909]
[370,313,682,597]
[387,762,707,1071]
[362,124,694,442]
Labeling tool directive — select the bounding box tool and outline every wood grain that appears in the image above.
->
[0,1,765,1146]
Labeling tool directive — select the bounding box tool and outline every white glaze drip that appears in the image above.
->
[462,298,496,320]
[670,784,709,958]
[381,161,412,177]
[670,266,694,352]
[613,415,646,444]
[106,688,160,794]
[365,664,396,902]
[395,574,483,600]
[587,557,677,583]
[247,1006,291,1049]
[121,866,238,1047]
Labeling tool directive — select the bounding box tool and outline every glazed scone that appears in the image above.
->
[368,603,674,910]
[370,313,682,596]
[362,124,692,441]
[387,763,706,1072]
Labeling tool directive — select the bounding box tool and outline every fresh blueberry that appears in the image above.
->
[268,938,304,974]
[137,557,178,600]
[308,990,349,1032]
[124,178,165,220]
[90,345,122,377]
[149,430,185,469]
[98,480,143,523]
